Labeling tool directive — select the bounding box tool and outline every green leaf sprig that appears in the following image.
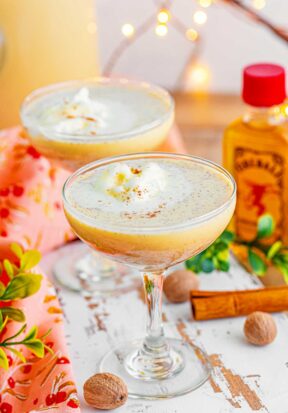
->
[0,243,52,369]
[0,243,42,324]
[185,214,288,283]
[186,230,235,274]
[0,323,52,369]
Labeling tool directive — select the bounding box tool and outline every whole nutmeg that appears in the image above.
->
[163,269,199,303]
[244,311,277,346]
[83,373,128,410]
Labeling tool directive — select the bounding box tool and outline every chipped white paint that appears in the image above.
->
[41,246,288,413]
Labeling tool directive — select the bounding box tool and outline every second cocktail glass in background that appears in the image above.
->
[20,77,174,294]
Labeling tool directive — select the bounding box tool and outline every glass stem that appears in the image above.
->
[124,271,184,380]
[142,271,167,352]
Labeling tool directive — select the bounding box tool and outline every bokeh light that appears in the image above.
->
[157,9,171,24]
[186,28,199,42]
[198,0,213,8]
[155,23,168,37]
[252,0,266,10]
[185,63,211,91]
[121,23,135,38]
[193,10,208,25]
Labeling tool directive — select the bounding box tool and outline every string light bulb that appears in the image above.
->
[186,28,199,42]
[155,23,168,37]
[121,23,135,38]
[157,8,171,24]
[185,63,211,92]
[198,0,212,7]
[193,10,207,25]
[252,0,266,10]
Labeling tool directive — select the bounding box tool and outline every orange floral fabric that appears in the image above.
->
[0,127,74,260]
[0,272,80,412]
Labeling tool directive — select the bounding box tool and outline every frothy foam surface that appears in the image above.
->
[66,158,233,230]
[24,84,170,139]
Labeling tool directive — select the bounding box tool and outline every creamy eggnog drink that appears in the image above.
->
[20,78,174,294]
[65,155,235,269]
[63,153,236,399]
[20,78,174,171]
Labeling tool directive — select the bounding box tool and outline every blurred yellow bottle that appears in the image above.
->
[0,0,99,129]
[223,63,288,244]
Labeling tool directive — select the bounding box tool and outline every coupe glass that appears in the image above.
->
[20,78,174,294]
[63,152,236,399]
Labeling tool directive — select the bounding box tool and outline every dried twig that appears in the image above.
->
[221,0,288,44]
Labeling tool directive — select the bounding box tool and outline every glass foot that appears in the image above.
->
[99,338,211,399]
[53,241,139,295]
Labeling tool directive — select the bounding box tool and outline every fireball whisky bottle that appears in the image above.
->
[223,64,288,244]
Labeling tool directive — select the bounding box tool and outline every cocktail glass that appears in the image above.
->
[20,78,174,294]
[63,152,236,399]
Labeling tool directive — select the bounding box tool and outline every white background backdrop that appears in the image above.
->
[96,0,288,93]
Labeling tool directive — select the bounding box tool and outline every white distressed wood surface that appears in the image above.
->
[41,244,288,413]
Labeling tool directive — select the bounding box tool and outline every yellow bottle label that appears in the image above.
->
[234,147,284,242]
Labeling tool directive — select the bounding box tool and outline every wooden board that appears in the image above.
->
[41,245,288,413]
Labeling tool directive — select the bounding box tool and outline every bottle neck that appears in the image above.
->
[243,104,285,129]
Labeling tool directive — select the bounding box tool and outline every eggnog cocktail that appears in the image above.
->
[63,153,236,399]
[20,78,174,294]
[65,155,235,269]
[20,78,174,171]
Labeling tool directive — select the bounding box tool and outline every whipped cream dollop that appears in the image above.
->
[69,161,171,215]
[51,88,107,135]
[94,162,167,203]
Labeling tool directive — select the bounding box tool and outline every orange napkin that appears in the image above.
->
[0,272,80,412]
[0,127,74,261]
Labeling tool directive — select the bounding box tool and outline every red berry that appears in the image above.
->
[67,399,79,408]
[12,185,24,197]
[44,341,54,355]
[7,356,13,367]
[8,377,15,388]
[27,146,41,159]
[0,231,7,237]
[0,188,9,197]
[0,208,9,218]
[56,357,70,364]
[55,391,67,403]
[33,398,38,405]
[0,403,12,413]
[46,394,56,406]
[22,364,32,374]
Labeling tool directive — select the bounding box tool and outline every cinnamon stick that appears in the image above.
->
[190,286,288,320]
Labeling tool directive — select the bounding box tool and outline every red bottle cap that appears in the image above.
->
[242,63,286,107]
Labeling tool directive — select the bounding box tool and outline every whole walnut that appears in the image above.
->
[163,269,199,303]
[244,312,277,346]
